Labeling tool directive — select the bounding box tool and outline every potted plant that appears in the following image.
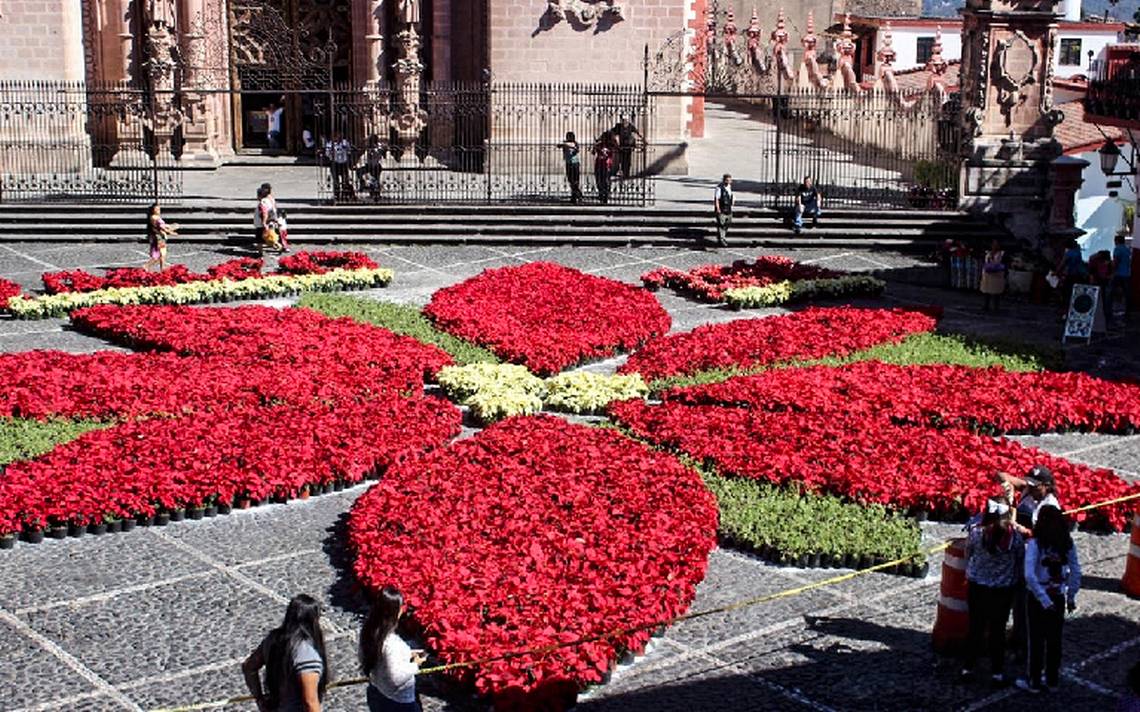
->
[48,520,68,539]
[0,530,14,549]
[105,515,122,534]
[169,507,186,522]
[67,520,85,538]
[187,503,205,520]
[88,517,109,536]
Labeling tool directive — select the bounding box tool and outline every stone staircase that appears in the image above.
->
[0,203,1005,250]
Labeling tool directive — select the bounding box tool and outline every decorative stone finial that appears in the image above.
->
[801,10,817,54]
[746,8,762,56]
[771,7,788,52]
[926,25,948,76]
[876,20,896,67]
[724,7,738,49]
[836,13,856,65]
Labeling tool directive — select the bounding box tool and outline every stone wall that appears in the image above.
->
[0,0,86,81]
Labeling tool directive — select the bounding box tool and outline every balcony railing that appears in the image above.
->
[1085,76,1140,126]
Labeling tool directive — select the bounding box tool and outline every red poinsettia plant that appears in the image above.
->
[0,278,23,309]
[621,306,939,381]
[424,262,671,375]
[641,255,843,301]
[275,251,379,275]
[349,416,718,710]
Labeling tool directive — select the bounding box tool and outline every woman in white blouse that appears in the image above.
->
[359,586,425,712]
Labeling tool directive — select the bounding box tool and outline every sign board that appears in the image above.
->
[1063,284,1102,344]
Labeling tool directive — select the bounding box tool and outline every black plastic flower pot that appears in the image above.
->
[204,505,218,518]
[843,553,856,569]
[857,555,871,570]
[67,522,84,538]
[88,522,108,536]
[332,480,345,492]
[169,509,185,522]
[796,554,810,568]
[153,512,171,527]
[48,526,68,540]
[106,520,122,534]
[23,529,45,544]
[0,534,15,550]
[216,503,232,515]
[808,553,822,568]
[121,517,137,532]
[618,648,635,666]
[187,507,205,521]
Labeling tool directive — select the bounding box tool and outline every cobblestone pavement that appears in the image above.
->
[0,242,1137,712]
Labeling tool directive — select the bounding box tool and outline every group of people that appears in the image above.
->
[960,465,1082,694]
[557,117,644,205]
[243,587,423,712]
[323,133,386,203]
[1057,235,1133,328]
[711,174,823,246]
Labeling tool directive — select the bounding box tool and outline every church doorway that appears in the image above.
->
[227,0,353,155]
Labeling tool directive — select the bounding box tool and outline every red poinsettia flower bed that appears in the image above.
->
[611,399,1137,531]
[0,305,461,533]
[349,415,718,710]
[620,307,939,381]
[2,397,459,529]
[662,362,1140,435]
[39,252,372,294]
[276,251,379,275]
[641,255,841,301]
[0,278,22,309]
[70,304,452,385]
[424,262,671,375]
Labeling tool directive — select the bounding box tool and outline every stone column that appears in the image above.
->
[354,0,384,87]
[177,0,224,167]
[958,0,1064,245]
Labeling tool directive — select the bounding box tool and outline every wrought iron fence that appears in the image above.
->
[314,82,654,205]
[0,81,182,203]
[730,89,960,210]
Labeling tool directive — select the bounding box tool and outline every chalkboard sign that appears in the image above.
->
[1063,284,1102,344]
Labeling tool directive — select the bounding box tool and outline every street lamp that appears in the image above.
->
[1098,138,1122,176]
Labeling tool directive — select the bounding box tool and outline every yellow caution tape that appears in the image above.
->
[149,490,1140,712]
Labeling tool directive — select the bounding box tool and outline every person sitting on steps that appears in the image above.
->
[793,176,822,235]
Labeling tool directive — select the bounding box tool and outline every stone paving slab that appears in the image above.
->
[1,242,1138,712]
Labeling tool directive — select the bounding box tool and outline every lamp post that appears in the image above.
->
[1098,138,1123,176]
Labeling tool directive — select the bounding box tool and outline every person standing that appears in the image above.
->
[143,203,177,272]
[713,174,734,247]
[793,176,822,235]
[362,135,385,203]
[1110,234,1133,324]
[255,183,278,250]
[360,587,425,712]
[592,131,614,205]
[558,131,583,204]
[612,116,643,179]
[980,239,1007,313]
[961,497,1024,686]
[1056,239,1087,313]
[325,134,355,203]
[243,594,330,712]
[1017,505,1080,694]
[267,102,285,150]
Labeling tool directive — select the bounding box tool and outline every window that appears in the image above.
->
[916,37,936,66]
[1059,38,1082,66]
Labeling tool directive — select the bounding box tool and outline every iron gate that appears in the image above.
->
[314,82,654,205]
[0,81,183,203]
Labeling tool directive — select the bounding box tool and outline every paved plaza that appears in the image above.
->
[0,241,1138,712]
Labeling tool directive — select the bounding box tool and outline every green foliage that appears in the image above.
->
[913,159,957,191]
[298,293,499,365]
[701,470,923,563]
[647,329,1058,393]
[0,418,106,467]
[816,331,1060,372]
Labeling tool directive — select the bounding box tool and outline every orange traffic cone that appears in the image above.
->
[932,537,970,655]
[1122,513,1140,598]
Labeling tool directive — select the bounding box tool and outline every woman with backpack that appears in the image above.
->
[1017,505,1081,694]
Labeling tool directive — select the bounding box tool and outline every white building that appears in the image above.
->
[836,9,1123,83]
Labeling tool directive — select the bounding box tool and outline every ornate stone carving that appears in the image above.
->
[393,25,427,150]
[995,30,1038,125]
[546,0,624,28]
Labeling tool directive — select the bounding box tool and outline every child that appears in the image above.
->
[1017,505,1081,694]
[275,210,291,253]
[143,203,178,272]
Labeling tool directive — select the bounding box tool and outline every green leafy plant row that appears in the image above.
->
[0,418,106,468]
[648,330,1059,393]
[701,469,925,572]
[298,294,499,366]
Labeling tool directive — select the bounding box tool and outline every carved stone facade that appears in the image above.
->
[958,0,1065,243]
